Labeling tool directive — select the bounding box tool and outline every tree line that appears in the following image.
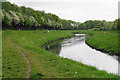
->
[1,2,119,30]
[78,19,119,30]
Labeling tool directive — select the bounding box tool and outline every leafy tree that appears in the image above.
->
[2,2,11,12]
[78,23,86,30]
[2,12,12,26]
[84,20,94,29]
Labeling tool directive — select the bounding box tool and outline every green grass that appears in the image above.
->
[2,31,28,78]
[80,30,119,56]
[0,30,2,80]
[2,30,119,78]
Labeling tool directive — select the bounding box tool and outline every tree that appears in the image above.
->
[78,23,86,30]
[84,20,94,29]
[2,2,11,12]
[9,11,20,26]
[2,12,12,27]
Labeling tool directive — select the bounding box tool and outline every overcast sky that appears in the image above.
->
[7,0,119,22]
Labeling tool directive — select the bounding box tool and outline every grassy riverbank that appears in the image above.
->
[2,30,119,78]
[81,30,119,56]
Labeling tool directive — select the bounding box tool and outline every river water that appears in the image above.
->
[45,34,119,75]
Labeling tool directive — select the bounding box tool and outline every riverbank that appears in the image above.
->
[2,30,119,78]
[80,30,119,56]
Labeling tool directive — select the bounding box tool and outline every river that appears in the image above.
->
[45,34,119,75]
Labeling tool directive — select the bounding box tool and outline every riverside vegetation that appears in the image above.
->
[81,29,119,56]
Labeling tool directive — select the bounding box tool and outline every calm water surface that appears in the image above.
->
[46,34,119,75]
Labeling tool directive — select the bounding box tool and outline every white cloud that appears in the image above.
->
[7,0,119,22]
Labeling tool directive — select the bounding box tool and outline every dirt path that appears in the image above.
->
[6,38,31,79]
[16,46,31,79]
[104,31,119,35]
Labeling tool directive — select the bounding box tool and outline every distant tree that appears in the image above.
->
[117,19,120,30]
[78,23,86,30]
[84,20,94,29]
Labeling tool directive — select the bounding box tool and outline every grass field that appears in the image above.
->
[0,30,2,79]
[2,30,119,78]
[80,30,119,56]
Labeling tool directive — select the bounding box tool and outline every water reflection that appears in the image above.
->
[62,36,85,47]
[45,34,119,75]
[45,40,62,55]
